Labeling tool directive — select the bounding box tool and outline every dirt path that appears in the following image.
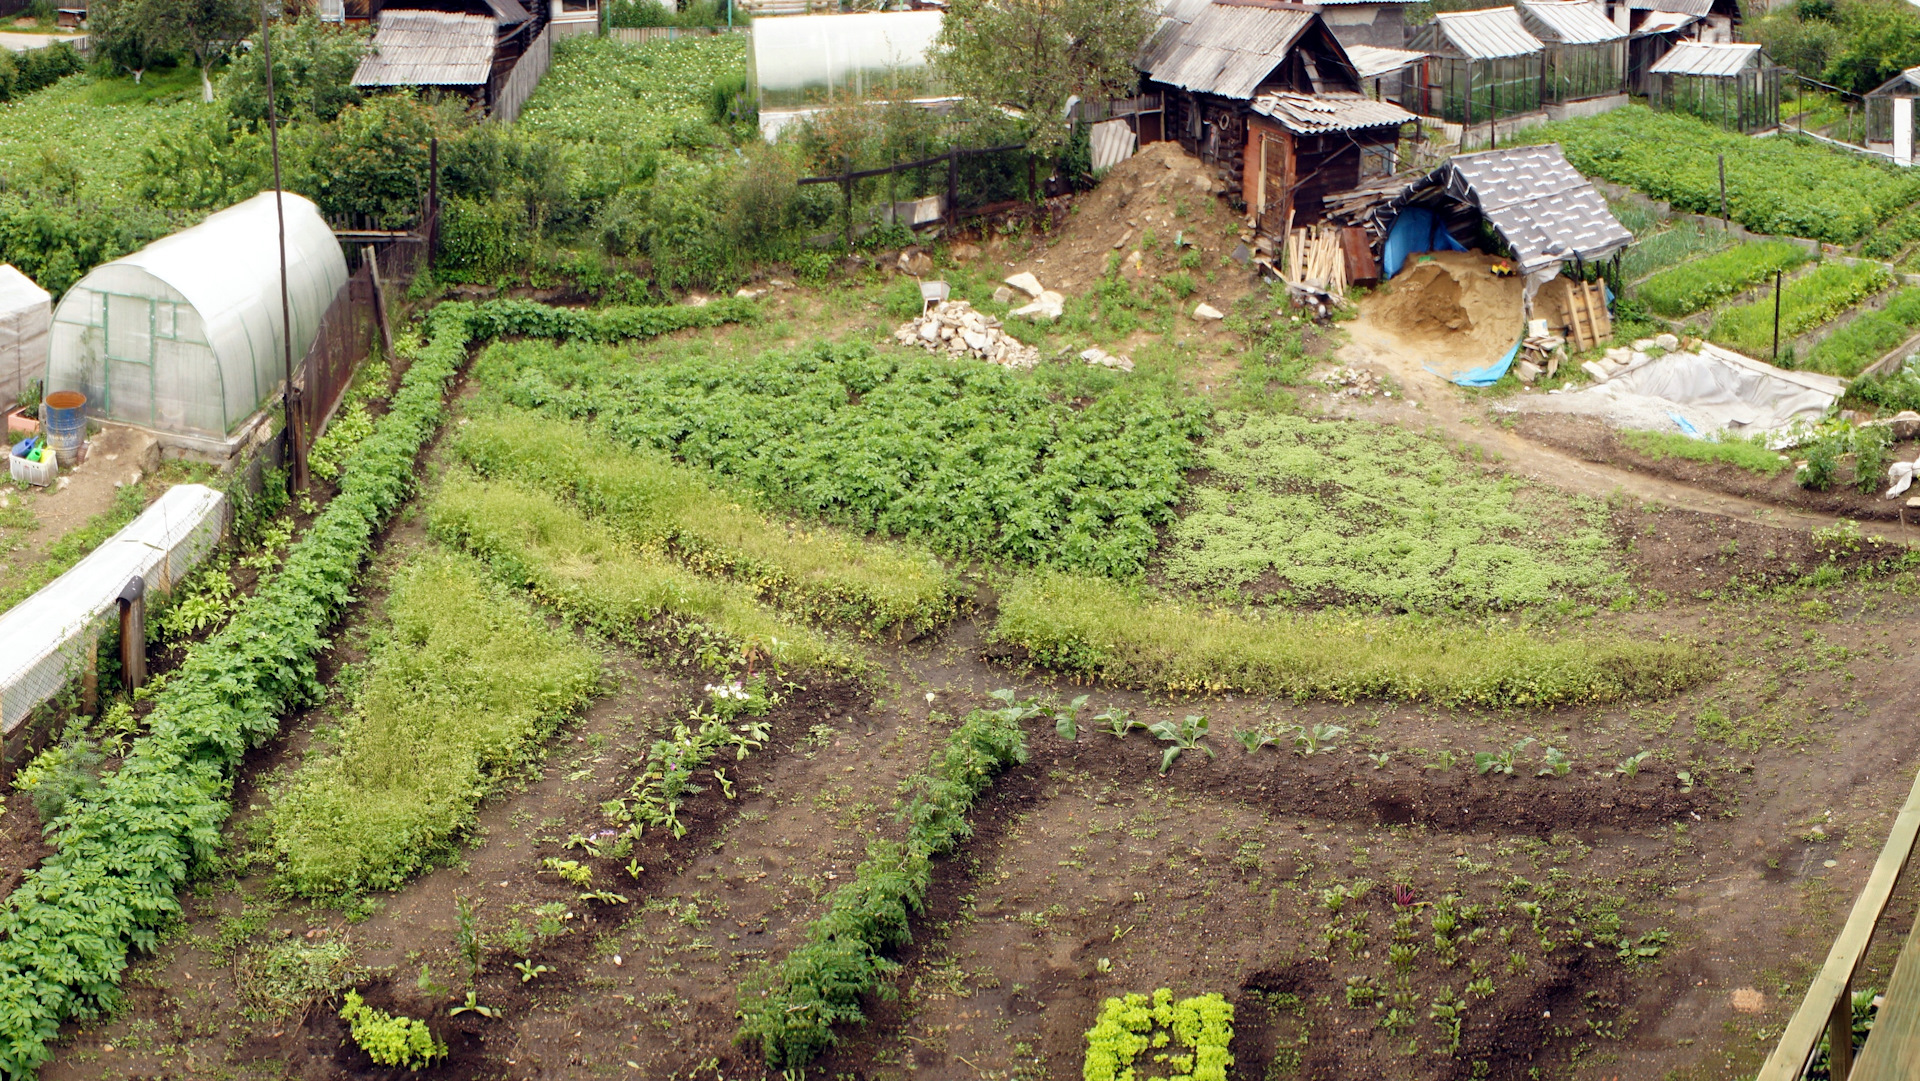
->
[1335,313,1847,531]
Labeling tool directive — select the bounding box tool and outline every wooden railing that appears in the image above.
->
[1759,766,1920,1080]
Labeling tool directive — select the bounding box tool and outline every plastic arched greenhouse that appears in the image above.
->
[750,11,945,132]
[45,191,347,449]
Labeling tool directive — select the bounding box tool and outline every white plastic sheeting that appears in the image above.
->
[0,484,227,735]
[1517,343,1845,436]
[0,265,49,408]
[45,192,348,441]
[750,12,944,111]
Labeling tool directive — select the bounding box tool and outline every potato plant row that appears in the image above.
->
[1634,240,1811,317]
[1708,260,1893,358]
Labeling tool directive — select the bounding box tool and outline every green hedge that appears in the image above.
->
[453,411,963,638]
[991,572,1716,708]
[1804,288,1920,377]
[736,704,1028,1068]
[0,296,753,1077]
[1635,241,1811,317]
[1708,260,1893,357]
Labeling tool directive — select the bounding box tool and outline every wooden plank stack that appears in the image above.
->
[1548,277,1611,353]
[1284,225,1348,295]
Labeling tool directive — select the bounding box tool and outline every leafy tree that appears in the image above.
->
[931,0,1155,159]
[86,0,172,84]
[224,15,371,125]
[149,0,255,102]
[136,111,271,210]
[294,94,452,227]
[1823,0,1920,93]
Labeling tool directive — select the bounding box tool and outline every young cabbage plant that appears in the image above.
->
[1293,723,1348,756]
[1537,746,1572,777]
[988,688,1047,724]
[1096,707,1144,739]
[1615,750,1653,778]
[1475,738,1535,777]
[1049,694,1091,741]
[1424,749,1457,772]
[1234,728,1279,754]
[1149,714,1213,774]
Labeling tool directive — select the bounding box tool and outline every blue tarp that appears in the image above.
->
[1382,207,1466,279]
[1427,336,1523,387]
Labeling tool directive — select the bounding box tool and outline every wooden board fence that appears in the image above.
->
[492,22,552,124]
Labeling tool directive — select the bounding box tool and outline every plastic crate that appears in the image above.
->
[9,450,56,487]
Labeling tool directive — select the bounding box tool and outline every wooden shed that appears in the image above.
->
[352,10,499,108]
[1135,0,1414,222]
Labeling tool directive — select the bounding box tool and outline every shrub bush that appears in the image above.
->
[1084,990,1234,1081]
[269,551,601,894]
[439,196,532,280]
[991,572,1717,708]
[341,991,446,1069]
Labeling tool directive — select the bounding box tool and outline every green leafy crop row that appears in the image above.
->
[453,410,962,638]
[736,703,1030,1068]
[0,297,752,1077]
[992,572,1716,708]
[269,551,601,895]
[1634,241,1812,317]
[1522,106,1920,244]
[1618,430,1790,476]
[1804,287,1920,377]
[474,339,1208,579]
[1160,413,1621,612]
[1708,260,1892,357]
[1084,989,1234,1081]
[429,474,856,675]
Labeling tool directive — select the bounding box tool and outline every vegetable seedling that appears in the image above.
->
[1050,693,1091,741]
[1095,708,1143,739]
[514,960,550,983]
[1615,750,1652,778]
[1537,746,1572,777]
[1474,738,1535,776]
[1234,728,1278,754]
[1292,723,1347,756]
[1150,714,1214,774]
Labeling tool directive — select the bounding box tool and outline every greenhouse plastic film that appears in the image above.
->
[0,265,50,408]
[0,483,227,735]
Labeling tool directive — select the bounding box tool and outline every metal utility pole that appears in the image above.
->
[1773,269,1783,361]
[1719,153,1728,230]
[261,0,305,493]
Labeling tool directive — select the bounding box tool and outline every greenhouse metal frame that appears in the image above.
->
[1647,42,1778,133]
[1408,8,1546,124]
[44,192,348,447]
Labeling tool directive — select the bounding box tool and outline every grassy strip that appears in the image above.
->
[0,297,753,1077]
[736,704,1029,1068]
[1804,288,1920,377]
[269,551,601,895]
[1708,261,1893,358]
[1620,218,1735,283]
[429,474,856,675]
[453,411,962,638]
[1619,430,1790,476]
[473,338,1208,579]
[1863,203,1920,260]
[991,573,1715,708]
[0,482,147,611]
[1635,241,1811,317]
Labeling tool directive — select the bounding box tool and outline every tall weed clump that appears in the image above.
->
[429,474,857,674]
[454,410,963,637]
[736,706,1029,1067]
[993,573,1715,708]
[270,552,601,894]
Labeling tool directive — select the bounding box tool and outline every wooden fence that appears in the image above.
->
[491,22,553,124]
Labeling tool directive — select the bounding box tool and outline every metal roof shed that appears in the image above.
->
[44,192,348,446]
[1382,143,1632,303]
[1647,42,1777,132]
[1406,8,1544,124]
[352,11,497,90]
[1136,1,1324,100]
[1866,65,1920,164]
[1518,0,1625,104]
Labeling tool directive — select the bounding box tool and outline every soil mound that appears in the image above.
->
[1360,249,1525,368]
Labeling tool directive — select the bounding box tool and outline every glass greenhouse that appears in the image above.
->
[1407,8,1546,124]
[750,11,945,113]
[45,191,347,442]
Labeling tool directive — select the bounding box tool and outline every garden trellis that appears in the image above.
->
[44,191,348,452]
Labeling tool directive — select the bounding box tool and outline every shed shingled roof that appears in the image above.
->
[1409,7,1542,60]
[1136,0,1321,99]
[1252,90,1415,132]
[353,10,495,88]
[1517,0,1625,44]
[1648,41,1761,76]
[1386,143,1632,273]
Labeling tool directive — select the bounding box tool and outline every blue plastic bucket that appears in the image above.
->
[42,391,85,467]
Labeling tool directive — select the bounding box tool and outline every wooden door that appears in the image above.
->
[1258,130,1293,234]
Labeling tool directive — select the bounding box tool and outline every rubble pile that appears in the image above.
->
[1579,332,1680,385]
[1080,347,1135,372]
[1321,366,1384,397]
[893,301,1041,370]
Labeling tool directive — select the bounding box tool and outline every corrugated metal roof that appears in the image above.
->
[1345,43,1426,78]
[1251,90,1416,132]
[1387,143,1632,273]
[353,11,495,88]
[1518,0,1625,44]
[1417,7,1543,60]
[1633,10,1700,34]
[1138,1,1322,98]
[1630,0,1711,13]
[1649,41,1760,76]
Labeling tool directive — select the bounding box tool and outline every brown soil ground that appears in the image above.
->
[1359,251,1526,375]
[1519,413,1920,529]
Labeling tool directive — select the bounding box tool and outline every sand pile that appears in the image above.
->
[1362,250,1525,367]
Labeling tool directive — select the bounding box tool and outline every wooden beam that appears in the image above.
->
[1853,916,1920,1080]
[1759,765,1920,1081]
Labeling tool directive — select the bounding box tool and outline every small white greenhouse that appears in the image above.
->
[750,11,945,116]
[45,191,347,448]
[0,265,50,409]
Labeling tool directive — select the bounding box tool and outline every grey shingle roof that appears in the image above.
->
[1388,143,1632,273]
[353,11,495,88]
[1410,7,1543,60]
[1518,0,1625,44]
[1648,41,1761,76]
[1136,0,1320,99]
[1344,43,1426,78]
[1251,90,1416,133]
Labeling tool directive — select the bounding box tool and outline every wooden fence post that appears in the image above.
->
[947,147,959,227]
[365,245,396,362]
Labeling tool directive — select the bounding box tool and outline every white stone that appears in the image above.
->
[1193,302,1225,321]
[1654,333,1680,351]
[1581,360,1611,383]
[919,322,939,342]
[1632,338,1655,352]
[1629,351,1649,366]
[992,286,1014,305]
[1515,360,1541,384]
[963,330,989,351]
[1013,299,1062,322]
[1004,272,1045,298]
